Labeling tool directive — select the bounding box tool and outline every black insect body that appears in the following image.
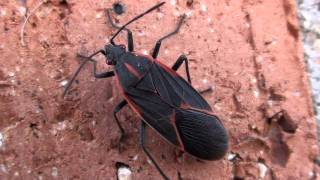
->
[64,2,228,179]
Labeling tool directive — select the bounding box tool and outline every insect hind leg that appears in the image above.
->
[140,121,169,180]
[106,9,134,52]
[171,54,191,84]
[113,100,128,152]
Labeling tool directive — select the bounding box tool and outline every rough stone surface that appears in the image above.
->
[297,0,320,142]
[0,0,318,179]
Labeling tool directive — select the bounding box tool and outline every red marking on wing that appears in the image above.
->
[124,63,142,79]
[180,102,191,109]
[155,60,179,77]
[115,73,143,119]
[170,112,185,151]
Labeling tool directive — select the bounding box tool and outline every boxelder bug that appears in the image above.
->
[63,2,228,179]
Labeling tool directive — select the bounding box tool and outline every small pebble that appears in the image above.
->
[117,166,132,180]
[257,162,268,178]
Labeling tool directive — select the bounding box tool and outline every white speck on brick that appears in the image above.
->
[60,80,68,87]
[147,159,152,165]
[267,100,273,107]
[251,78,257,84]
[10,89,16,96]
[259,150,264,155]
[256,55,263,62]
[8,72,15,77]
[173,10,181,17]
[132,154,138,161]
[186,11,193,17]
[0,132,4,149]
[227,153,236,161]
[209,28,215,33]
[52,167,58,177]
[18,6,26,16]
[170,0,176,6]
[141,49,148,55]
[92,120,96,126]
[96,12,103,19]
[200,3,207,13]
[292,91,301,97]
[253,90,260,97]
[202,79,208,84]
[164,49,169,54]
[14,171,19,176]
[157,12,164,19]
[117,166,132,180]
[0,164,7,173]
[56,121,67,131]
[0,9,7,16]
[214,103,222,110]
[308,171,315,178]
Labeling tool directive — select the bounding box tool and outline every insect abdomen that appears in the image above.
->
[175,109,228,160]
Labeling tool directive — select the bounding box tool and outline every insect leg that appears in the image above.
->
[140,121,169,180]
[171,54,191,84]
[106,9,134,52]
[113,100,128,149]
[63,50,110,97]
[152,14,186,58]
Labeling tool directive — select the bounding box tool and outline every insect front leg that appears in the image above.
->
[171,55,191,84]
[140,121,169,180]
[76,54,115,79]
[152,14,186,58]
[106,9,134,52]
[113,100,128,152]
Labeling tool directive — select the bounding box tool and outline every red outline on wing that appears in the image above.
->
[170,111,185,151]
[124,63,142,79]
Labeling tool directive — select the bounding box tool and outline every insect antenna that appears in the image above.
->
[62,51,102,97]
[110,2,165,45]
